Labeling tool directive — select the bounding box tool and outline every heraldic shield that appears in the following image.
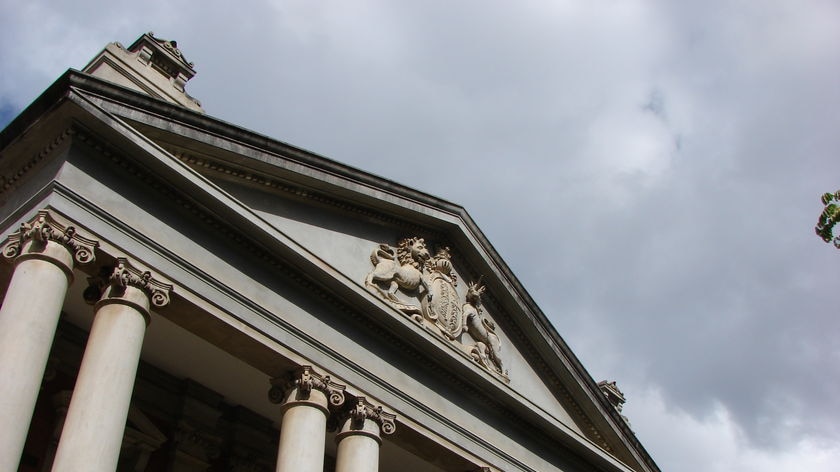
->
[422,248,464,339]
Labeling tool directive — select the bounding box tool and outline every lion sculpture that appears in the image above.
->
[365,237,431,303]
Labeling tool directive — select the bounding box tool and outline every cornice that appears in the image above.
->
[166,147,442,238]
[0,127,75,196]
[60,72,466,215]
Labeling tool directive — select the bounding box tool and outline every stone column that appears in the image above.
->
[334,397,396,472]
[269,366,346,472]
[0,212,97,472]
[51,258,171,472]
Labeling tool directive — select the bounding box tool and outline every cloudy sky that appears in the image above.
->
[2,1,839,470]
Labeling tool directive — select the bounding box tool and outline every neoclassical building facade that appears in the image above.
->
[0,33,659,472]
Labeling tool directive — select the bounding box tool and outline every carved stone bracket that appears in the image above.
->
[268,365,346,409]
[341,397,396,437]
[2,210,98,267]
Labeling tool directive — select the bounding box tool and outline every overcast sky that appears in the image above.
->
[2,1,839,471]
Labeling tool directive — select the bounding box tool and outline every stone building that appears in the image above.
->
[0,33,659,472]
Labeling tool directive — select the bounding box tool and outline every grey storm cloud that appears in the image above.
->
[2,1,840,470]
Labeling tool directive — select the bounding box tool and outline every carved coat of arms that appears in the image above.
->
[365,237,508,381]
[364,237,430,315]
[422,248,463,339]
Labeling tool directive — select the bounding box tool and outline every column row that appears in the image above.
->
[0,212,397,472]
[0,212,172,472]
[269,366,397,472]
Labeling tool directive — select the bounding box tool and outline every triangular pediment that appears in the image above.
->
[115,97,645,468]
[182,172,581,420]
[0,71,657,472]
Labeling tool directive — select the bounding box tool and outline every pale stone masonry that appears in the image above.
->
[51,260,171,472]
[0,34,660,472]
[82,32,204,112]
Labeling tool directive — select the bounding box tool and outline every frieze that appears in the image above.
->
[365,238,509,382]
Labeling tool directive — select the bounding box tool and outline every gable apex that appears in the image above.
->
[82,32,203,112]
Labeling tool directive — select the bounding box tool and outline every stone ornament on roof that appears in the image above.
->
[365,238,509,382]
[84,33,203,112]
[146,32,194,67]
[598,380,631,427]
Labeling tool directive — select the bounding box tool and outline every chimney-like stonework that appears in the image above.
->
[598,380,631,427]
[82,32,203,113]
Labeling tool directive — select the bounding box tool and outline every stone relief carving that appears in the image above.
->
[365,238,509,381]
[423,247,463,340]
[463,279,504,375]
[364,237,430,314]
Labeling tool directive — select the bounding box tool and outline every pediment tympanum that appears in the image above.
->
[365,237,508,382]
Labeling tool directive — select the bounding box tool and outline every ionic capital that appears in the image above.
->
[2,210,98,277]
[339,397,396,438]
[268,366,346,411]
[84,258,172,321]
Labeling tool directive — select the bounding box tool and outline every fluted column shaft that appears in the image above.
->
[334,398,396,472]
[51,259,170,472]
[0,214,96,472]
[270,366,345,472]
